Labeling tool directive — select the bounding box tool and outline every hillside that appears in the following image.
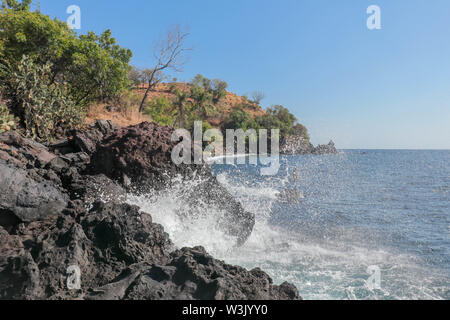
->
[136,82,267,127]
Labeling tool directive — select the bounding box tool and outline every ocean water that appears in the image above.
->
[129,150,450,300]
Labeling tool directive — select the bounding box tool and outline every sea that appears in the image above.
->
[129,150,450,300]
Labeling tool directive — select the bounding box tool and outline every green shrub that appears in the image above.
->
[143,95,175,127]
[1,56,85,141]
[0,4,132,106]
[0,103,18,133]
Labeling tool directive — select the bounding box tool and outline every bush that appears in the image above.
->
[0,4,132,106]
[1,56,85,141]
[143,95,175,127]
[0,102,18,133]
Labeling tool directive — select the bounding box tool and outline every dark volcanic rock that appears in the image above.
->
[68,174,127,208]
[280,135,338,155]
[280,136,314,155]
[0,126,300,300]
[89,122,182,186]
[313,140,338,155]
[87,246,301,300]
[70,120,118,155]
[89,122,255,246]
[0,162,68,230]
[0,201,299,300]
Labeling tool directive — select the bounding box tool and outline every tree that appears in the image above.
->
[190,85,215,119]
[1,0,32,11]
[142,95,174,127]
[172,88,190,128]
[128,66,142,87]
[0,6,132,106]
[190,74,227,104]
[211,79,228,103]
[293,123,310,141]
[139,25,190,113]
[68,30,132,104]
[255,105,297,140]
[251,91,265,105]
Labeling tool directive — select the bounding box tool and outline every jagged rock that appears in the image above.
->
[86,246,301,300]
[89,122,181,186]
[0,125,301,300]
[0,227,43,299]
[313,140,338,155]
[0,162,68,229]
[280,136,338,155]
[68,174,127,208]
[70,120,118,155]
[89,122,255,246]
[280,136,314,155]
[0,131,56,168]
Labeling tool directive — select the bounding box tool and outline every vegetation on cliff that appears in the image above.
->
[0,0,309,145]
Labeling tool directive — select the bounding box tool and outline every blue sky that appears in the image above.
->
[39,0,450,149]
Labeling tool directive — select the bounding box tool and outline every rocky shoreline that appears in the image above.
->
[0,121,300,300]
[280,136,338,155]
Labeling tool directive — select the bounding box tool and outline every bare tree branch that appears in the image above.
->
[139,25,191,113]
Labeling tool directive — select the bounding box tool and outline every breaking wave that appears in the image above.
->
[128,151,450,300]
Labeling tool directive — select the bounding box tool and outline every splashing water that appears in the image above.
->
[128,150,450,300]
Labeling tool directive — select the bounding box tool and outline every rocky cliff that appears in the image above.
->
[0,121,300,300]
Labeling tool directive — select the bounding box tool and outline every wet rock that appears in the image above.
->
[88,122,255,246]
[69,174,127,208]
[277,188,305,203]
[86,246,302,300]
[0,126,301,300]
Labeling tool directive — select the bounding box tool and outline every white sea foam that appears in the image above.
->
[127,157,448,300]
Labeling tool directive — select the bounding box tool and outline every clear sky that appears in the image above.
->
[39,0,450,149]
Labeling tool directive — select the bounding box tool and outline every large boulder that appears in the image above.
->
[89,122,255,246]
[280,136,314,155]
[0,162,68,231]
[313,140,338,155]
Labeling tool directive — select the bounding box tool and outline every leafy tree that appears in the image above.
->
[142,95,175,127]
[172,88,190,128]
[225,105,259,131]
[190,74,227,104]
[211,79,228,103]
[190,85,215,119]
[255,105,297,140]
[1,0,32,11]
[292,123,310,141]
[67,30,132,104]
[0,5,132,106]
